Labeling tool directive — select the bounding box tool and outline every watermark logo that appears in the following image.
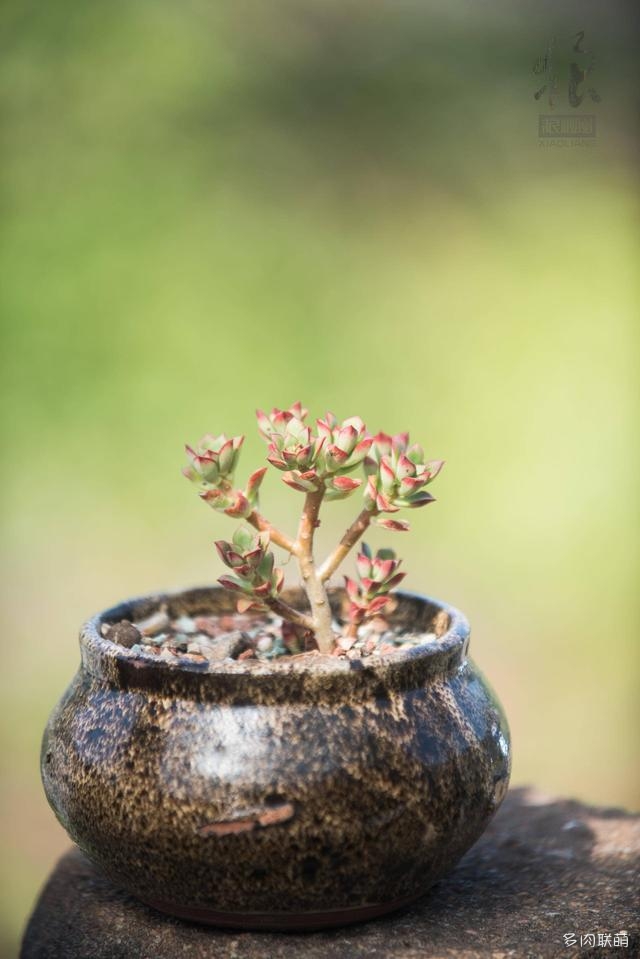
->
[534,31,601,147]
[538,115,595,138]
[563,931,629,948]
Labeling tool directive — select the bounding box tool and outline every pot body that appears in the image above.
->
[42,587,510,930]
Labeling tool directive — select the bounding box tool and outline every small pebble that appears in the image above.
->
[194,616,220,638]
[191,633,214,647]
[105,621,142,649]
[207,631,251,661]
[172,616,197,635]
[143,633,168,647]
[338,636,356,651]
[432,610,449,637]
[262,637,287,660]
[178,652,207,663]
[135,608,170,637]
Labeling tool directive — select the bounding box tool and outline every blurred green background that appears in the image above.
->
[1,0,638,953]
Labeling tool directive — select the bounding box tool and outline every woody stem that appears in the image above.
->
[295,488,335,654]
[318,508,375,583]
[265,597,314,631]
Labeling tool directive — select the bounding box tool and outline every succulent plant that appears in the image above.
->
[184,405,443,654]
[363,432,444,531]
[215,528,284,613]
[344,544,406,634]
[183,431,269,519]
[255,405,372,501]
[183,433,244,485]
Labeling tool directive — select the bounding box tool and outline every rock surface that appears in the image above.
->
[21,788,639,959]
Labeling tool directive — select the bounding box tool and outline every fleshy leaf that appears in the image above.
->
[375,518,410,532]
[217,574,246,592]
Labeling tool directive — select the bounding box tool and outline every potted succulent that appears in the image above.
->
[41,403,510,930]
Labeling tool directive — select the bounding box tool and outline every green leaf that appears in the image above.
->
[258,552,275,580]
[376,548,396,561]
[232,526,255,550]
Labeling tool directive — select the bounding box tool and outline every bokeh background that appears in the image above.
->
[1,0,638,953]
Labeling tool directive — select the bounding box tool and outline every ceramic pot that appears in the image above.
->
[41,586,510,930]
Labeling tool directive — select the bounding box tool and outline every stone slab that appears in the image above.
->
[21,788,639,959]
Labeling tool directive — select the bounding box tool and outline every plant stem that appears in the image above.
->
[265,597,314,632]
[296,488,335,654]
[317,507,375,582]
[246,509,297,554]
[214,480,296,554]
[346,619,360,639]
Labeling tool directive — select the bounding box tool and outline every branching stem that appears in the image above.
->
[246,508,297,555]
[318,507,375,583]
[226,488,377,654]
[265,597,314,632]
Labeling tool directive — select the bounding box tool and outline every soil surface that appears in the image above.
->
[21,787,639,958]
[103,604,438,665]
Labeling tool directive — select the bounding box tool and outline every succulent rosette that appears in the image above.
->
[196,465,267,518]
[363,432,444,530]
[315,413,372,473]
[215,528,284,613]
[184,432,268,519]
[255,402,308,441]
[344,544,406,627]
[183,433,244,486]
[255,405,374,500]
[315,413,372,500]
[256,403,325,493]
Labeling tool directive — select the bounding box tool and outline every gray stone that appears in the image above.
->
[21,788,639,958]
[204,629,251,661]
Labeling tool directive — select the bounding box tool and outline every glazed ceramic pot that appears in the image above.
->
[41,586,511,930]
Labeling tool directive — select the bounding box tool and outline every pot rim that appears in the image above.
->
[79,586,470,701]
